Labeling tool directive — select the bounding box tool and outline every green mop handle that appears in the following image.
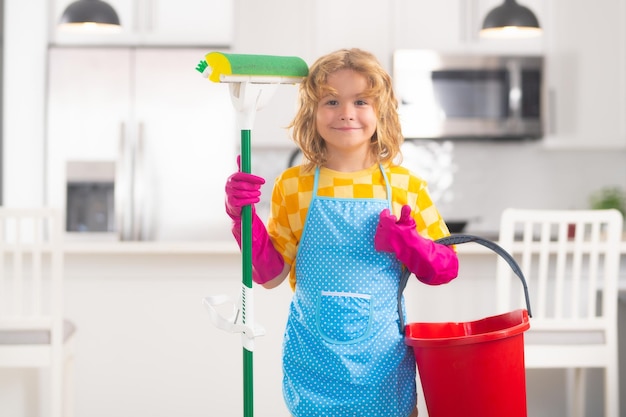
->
[240,129,254,417]
[197,52,308,417]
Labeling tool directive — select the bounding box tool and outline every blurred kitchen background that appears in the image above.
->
[2,1,626,417]
[2,0,626,239]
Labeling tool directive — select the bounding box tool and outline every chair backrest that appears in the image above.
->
[0,208,63,335]
[496,209,623,334]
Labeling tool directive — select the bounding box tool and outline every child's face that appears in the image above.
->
[316,69,377,160]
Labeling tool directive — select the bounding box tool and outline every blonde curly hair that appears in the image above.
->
[288,48,404,170]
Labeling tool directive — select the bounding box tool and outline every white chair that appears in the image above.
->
[0,208,75,417]
[496,208,622,417]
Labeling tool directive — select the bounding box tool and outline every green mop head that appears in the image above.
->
[196,52,308,83]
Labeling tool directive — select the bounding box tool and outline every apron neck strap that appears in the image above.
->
[313,164,392,208]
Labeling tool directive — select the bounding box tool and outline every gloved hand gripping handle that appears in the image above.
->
[397,234,533,333]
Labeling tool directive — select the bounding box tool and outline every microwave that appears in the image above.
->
[393,50,544,140]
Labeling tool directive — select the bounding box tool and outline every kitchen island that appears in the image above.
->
[2,239,625,417]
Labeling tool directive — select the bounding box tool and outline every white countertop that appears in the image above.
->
[63,240,241,255]
[61,236,626,293]
[61,239,493,255]
[62,237,626,255]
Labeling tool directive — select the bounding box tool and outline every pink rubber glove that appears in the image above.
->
[374,205,458,285]
[225,158,284,285]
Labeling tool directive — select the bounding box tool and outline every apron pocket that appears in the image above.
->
[316,291,373,344]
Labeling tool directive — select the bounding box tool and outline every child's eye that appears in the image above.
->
[325,99,338,106]
[355,99,368,106]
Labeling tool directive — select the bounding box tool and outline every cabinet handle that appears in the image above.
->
[148,0,158,32]
[548,88,557,135]
[508,61,522,118]
[116,122,127,241]
[145,0,156,32]
[134,0,155,33]
[133,0,141,32]
[460,0,467,42]
[460,0,476,43]
[133,122,146,241]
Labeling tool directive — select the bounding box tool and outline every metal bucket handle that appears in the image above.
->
[398,234,532,332]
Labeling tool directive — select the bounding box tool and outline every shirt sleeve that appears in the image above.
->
[388,165,451,241]
[267,176,299,268]
[411,179,451,241]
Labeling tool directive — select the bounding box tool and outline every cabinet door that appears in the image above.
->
[393,0,467,51]
[46,48,132,210]
[47,48,237,240]
[544,0,626,148]
[51,0,233,46]
[140,0,233,46]
[313,0,392,63]
[392,0,544,53]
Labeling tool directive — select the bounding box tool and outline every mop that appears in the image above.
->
[196,52,308,417]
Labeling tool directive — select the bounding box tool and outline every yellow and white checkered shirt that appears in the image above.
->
[267,163,451,289]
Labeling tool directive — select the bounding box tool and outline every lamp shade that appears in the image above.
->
[59,0,121,30]
[480,0,541,38]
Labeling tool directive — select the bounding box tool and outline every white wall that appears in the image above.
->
[2,0,48,207]
[437,142,626,232]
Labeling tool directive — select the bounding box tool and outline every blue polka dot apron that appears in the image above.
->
[282,165,416,417]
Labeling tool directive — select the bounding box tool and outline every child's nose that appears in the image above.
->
[339,104,355,120]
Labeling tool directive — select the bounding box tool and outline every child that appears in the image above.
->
[225,48,459,417]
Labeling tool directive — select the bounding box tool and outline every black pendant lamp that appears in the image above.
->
[59,0,121,31]
[480,0,542,38]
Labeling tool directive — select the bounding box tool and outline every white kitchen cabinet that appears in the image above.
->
[230,0,313,148]
[50,0,233,46]
[312,0,393,66]
[543,0,626,149]
[392,0,469,52]
[46,47,237,240]
[392,0,544,54]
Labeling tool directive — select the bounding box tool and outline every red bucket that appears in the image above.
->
[405,309,530,417]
